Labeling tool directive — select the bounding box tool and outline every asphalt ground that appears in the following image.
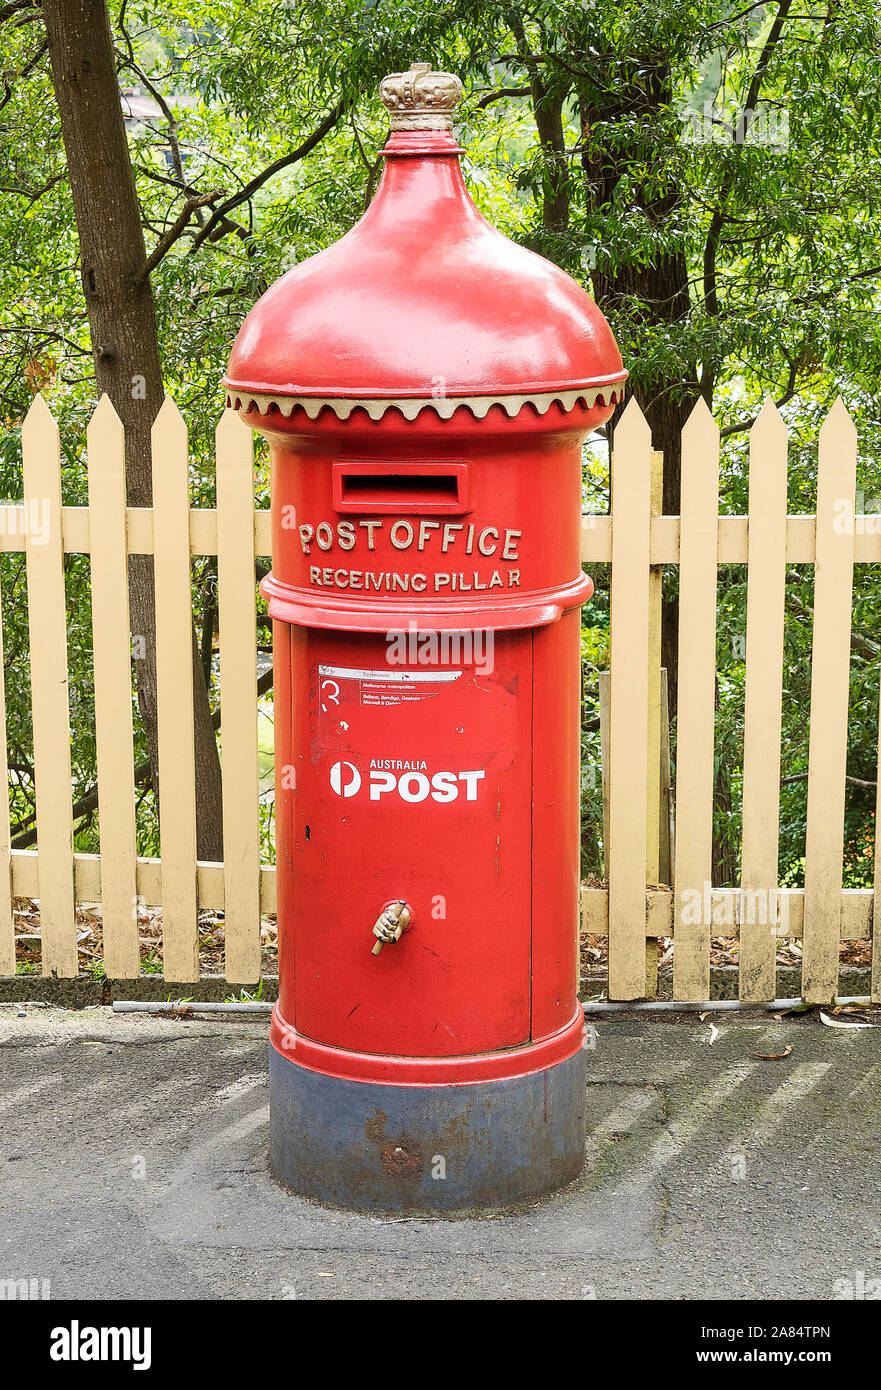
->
[1,1002,879,1302]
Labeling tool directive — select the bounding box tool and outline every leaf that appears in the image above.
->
[707,1023,721,1044]
[750,1045,793,1060]
[819,1011,872,1029]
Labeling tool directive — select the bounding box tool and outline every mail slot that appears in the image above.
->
[333,461,471,513]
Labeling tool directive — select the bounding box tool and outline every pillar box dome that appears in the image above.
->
[224,62,626,422]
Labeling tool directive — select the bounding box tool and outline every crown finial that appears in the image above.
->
[379,62,463,132]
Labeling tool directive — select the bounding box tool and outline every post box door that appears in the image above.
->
[288,626,533,1057]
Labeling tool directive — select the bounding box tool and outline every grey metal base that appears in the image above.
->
[268,1043,586,1212]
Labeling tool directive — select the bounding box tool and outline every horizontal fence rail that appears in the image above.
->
[0,390,875,1005]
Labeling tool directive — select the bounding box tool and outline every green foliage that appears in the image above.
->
[225,980,265,1002]
[1,0,879,884]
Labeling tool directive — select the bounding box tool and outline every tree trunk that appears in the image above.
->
[532,84,570,233]
[579,68,700,723]
[41,0,224,860]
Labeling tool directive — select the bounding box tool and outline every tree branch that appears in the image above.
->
[135,165,251,243]
[0,324,90,355]
[115,16,191,198]
[781,772,875,789]
[191,101,347,250]
[474,85,531,109]
[0,1,37,20]
[700,0,794,404]
[719,357,799,437]
[136,189,224,281]
[349,117,383,211]
[0,33,47,110]
[785,575,880,661]
[706,1,777,28]
[0,170,64,205]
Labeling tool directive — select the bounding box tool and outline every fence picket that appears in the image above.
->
[739,401,788,1001]
[22,395,76,977]
[873,690,881,1002]
[0,562,12,976]
[673,398,720,1001]
[216,411,260,982]
[802,399,857,1003]
[152,398,198,981]
[644,449,665,997]
[873,689,881,1002]
[87,397,139,978]
[607,399,652,999]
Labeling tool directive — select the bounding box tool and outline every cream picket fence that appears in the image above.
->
[0,393,273,985]
[582,394,874,1005]
[1,391,875,1003]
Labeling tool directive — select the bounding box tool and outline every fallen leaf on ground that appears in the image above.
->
[750,1045,793,1060]
[819,1011,872,1029]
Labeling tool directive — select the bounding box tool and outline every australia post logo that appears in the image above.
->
[330,759,485,804]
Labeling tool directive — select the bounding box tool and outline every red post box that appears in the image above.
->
[225,63,626,1211]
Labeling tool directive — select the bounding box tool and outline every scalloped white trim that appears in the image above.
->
[224,382,626,424]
